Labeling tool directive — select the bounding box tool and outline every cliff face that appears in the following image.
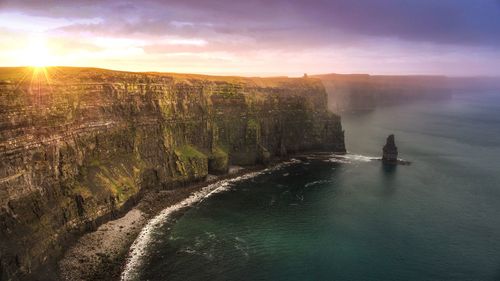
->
[0,67,345,280]
[314,74,453,113]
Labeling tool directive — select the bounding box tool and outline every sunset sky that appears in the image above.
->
[1,0,500,76]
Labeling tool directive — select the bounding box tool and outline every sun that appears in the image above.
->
[21,35,56,68]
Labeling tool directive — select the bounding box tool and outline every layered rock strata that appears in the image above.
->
[0,67,345,280]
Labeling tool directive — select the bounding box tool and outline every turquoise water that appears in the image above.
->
[130,93,500,281]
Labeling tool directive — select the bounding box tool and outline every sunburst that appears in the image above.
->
[21,35,56,68]
[13,66,66,105]
[8,35,62,101]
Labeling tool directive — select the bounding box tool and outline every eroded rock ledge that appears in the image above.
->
[0,67,345,280]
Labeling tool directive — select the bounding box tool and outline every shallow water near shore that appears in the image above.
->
[124,92,500,281]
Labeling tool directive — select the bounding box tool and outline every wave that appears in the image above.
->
[326,153,379,164]
[304,179,331,188]
[121,160,301,281]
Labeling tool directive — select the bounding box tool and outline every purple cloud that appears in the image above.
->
[0,0,499,75]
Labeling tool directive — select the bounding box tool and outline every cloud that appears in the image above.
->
[0,11,102,32]
[0,0,499,75]
[2,0,499,46]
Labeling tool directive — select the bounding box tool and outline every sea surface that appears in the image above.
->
[123,92,500,281]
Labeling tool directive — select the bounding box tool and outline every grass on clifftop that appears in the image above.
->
[0,66,322,88]
[174,145,207,161]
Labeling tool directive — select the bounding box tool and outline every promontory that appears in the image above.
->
[0,67,345,280]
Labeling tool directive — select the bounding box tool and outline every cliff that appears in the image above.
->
[314,73,453,112]
[0,67,345,280]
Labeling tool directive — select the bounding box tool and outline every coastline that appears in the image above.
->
[57,152,347,281]
[58,165,267,281]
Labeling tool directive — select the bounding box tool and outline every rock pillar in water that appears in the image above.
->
[382,134,398,164]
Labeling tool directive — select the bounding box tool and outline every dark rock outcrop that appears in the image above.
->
[382,134,398,165]
[0,67,345,280]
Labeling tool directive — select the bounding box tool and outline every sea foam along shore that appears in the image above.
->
[59,166,264,281]
[120,159,303,281]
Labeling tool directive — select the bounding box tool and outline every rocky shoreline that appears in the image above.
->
[58,165,266,281]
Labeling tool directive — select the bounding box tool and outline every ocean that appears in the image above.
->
[123,92,500,281]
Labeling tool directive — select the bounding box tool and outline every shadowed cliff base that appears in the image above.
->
[0,67,345,281]
[59,164,271,281]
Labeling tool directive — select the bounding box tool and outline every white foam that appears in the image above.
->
[326,153,379,164]
[304,180,331,188]
[121,162,299,281]
[325,158,350,164]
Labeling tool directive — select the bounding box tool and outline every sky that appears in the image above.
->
[0,0,500,76]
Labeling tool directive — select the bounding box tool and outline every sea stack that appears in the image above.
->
[382,134,398,165]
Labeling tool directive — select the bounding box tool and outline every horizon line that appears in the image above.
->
[1,65,499,79]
